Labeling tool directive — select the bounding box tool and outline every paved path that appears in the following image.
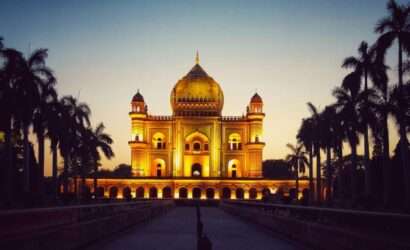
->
[86,207,300,250]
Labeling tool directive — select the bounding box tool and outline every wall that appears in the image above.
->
[0,200,174,250]
[221,201,410,250]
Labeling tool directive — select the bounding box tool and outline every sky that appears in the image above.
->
[0,0,404,176]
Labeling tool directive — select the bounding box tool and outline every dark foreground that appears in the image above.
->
[86,207,300,250]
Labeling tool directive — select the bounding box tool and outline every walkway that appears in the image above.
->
[86,207,300,250]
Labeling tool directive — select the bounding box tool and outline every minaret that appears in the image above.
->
[129,90,148,176]
[246,92,265,177]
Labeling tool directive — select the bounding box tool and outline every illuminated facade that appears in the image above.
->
[80,55,308,200]
[130,54,264,179]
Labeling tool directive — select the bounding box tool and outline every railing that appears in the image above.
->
[221,200,410,250]
[221,116,246,121]
[0,200,174,250]
[146,115,173,120]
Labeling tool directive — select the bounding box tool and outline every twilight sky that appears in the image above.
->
[0,0,403,176]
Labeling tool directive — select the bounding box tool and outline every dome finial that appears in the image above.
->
[195,50,200,64]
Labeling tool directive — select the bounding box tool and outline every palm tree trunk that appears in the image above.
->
[316,145,322,204]
[4,115,13,206]
[74,175,77,196]
[397,39,410,210]
[363,69,371,197]
[37,128,45,197]
[326,146,332,204]
[295,169,299,201]
[81,174,86,202]
[382,112,390,207]
[337,143,343,200]
[51,140,58,199]
[351,142,358,203]
[23,125,30,193]
[63,151,69,194]
[309,146,314,204]
[93,163,98,197]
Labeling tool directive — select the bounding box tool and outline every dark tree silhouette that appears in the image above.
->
[297,118,315,202]
[286,143,309,200]
[307,102,323,203]
[375,0,410,209]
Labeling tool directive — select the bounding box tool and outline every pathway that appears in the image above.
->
[86,207,301,250]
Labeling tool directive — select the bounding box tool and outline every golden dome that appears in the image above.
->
[171,59,224,116]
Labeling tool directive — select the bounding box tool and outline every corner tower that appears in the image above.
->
[129,90,149,176]
[246,93,265,177]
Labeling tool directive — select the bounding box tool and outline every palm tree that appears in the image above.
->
[13,49,54,193]
[333,72,367,201]
[307,102,323,203]
[297,118,315,203]
[320,105,338,203]
[46,100,64,198]
[1,45,26,200]
[286,143,309,200]
[342,41,384,196]
[375,0,410,208]
[33,74,57,196]
[0,37,15,205]
[59,96,91,193]
[86,123,114,196]
[389,83,410,146]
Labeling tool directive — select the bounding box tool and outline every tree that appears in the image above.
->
[262,159,293,179]
[0,38,16,205]
[342,41,385,196]
[320,105,338,203]
[86,123,114,195]
[46,100,65,198]
[59,96,91,193]
[286,143,309,200]
[297,118,315,203]
[12,49,54,193]
[32,71,57,196]
[307,102,323,203]
[375,0,410,209]
[112,164,132,177]
[369,59,391,206]
[333,72,367,201]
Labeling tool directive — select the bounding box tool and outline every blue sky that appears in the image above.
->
[0,0,403,175]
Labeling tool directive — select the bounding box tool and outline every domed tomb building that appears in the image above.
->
[82,55,308,200]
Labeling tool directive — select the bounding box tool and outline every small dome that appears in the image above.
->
[132,90,144,102]
[250,93,262,103]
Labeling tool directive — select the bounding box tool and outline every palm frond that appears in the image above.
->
[286,143,297,153]
[342,57,359,69]
[375,16,394,33]
[28,49,48,68]
[307,102,319,117]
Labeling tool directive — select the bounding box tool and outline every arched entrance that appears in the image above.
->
[249,188,257,199]
[123,187,132,200]
[152,158,166,177]
[109,187,118,199]
[222,187,231,199]
[163,187,172,198]
[206,188,215,199]
[193,187,201,199]
[179,187,188,198]
[236,188,244,200]
[192,163,202,177]
[136,187,144,198]
[149,187,158,198]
